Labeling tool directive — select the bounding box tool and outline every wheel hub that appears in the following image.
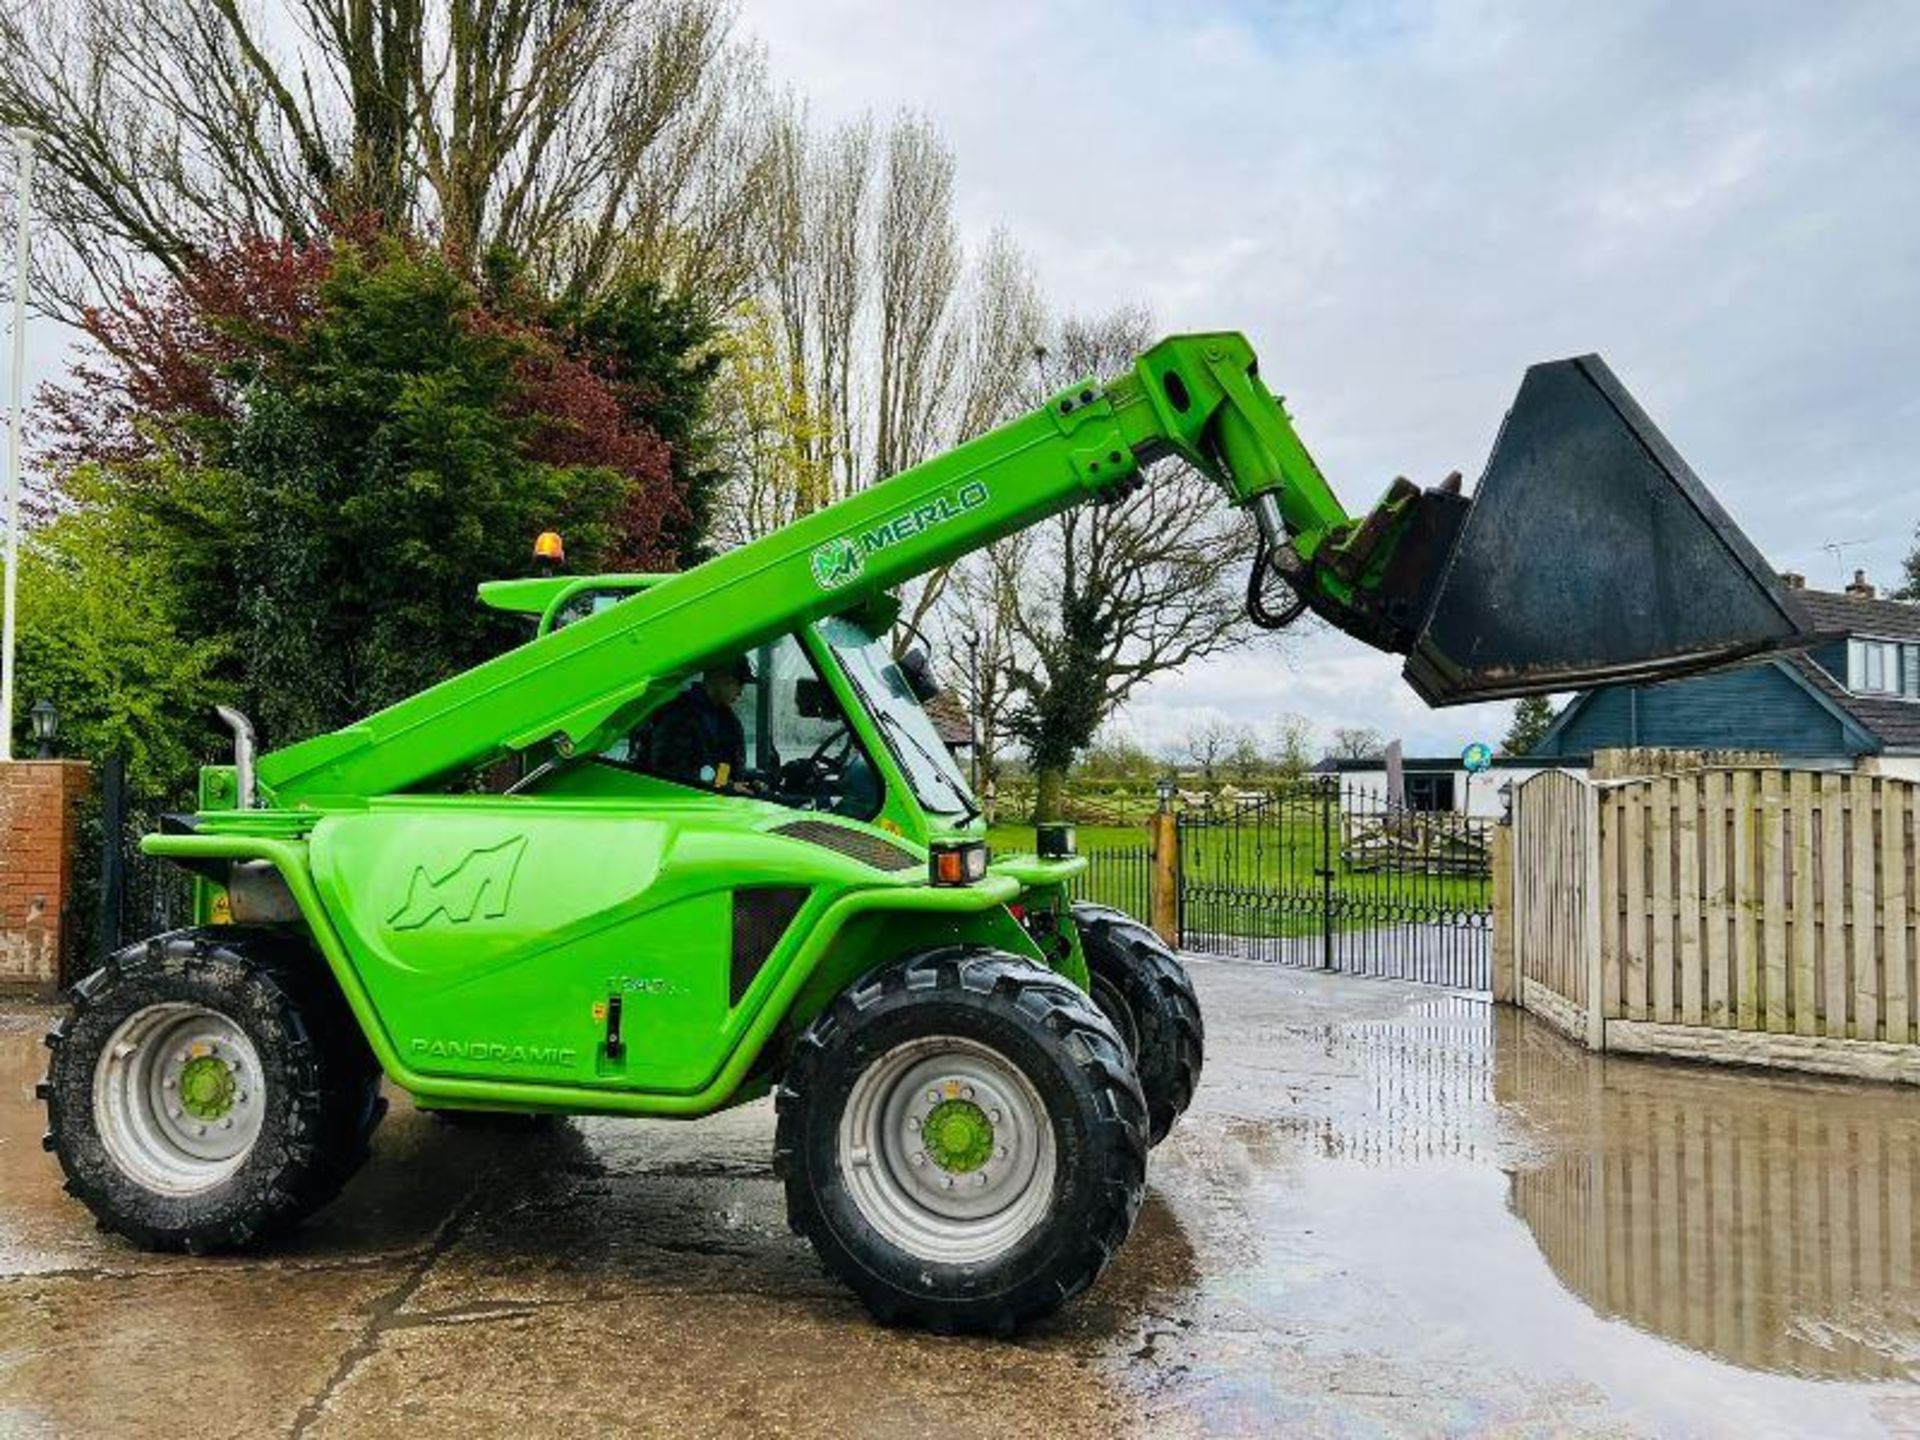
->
[898,1068,1035,1213]
[178,1052,237,1121]
[921,1097,994,1173]
[838,1035,1058,1266]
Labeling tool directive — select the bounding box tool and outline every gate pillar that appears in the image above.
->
[0,759,92,994]
[1149,808,1180,951]
[1490,824,1516,1004]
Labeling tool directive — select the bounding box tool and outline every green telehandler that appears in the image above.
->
[40,333,1810,1331]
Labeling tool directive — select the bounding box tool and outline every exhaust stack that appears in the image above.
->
[214,705,257,809]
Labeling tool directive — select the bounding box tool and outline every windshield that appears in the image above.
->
[821,617,978,820]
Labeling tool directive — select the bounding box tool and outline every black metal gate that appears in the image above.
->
[1177,777,1492,990]
[87,755,195,972]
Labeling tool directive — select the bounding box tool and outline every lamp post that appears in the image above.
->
[963,630,981,795]
[1155,774,1175,813]
[29,696,55,758]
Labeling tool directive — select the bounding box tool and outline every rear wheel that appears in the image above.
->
[40,927,384,1252]
[1074,905,1204,1146]
[775,947,1146,1333]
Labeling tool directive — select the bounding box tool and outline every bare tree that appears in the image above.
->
[942,523,1030,791]
[1267,713,1316,778]
[746,109,874,518]
[1226,728,1264,785]
[1327,726,1386,761]
[712,106,1041,644]
[1182,718,1252,785]
[948,231,1042,444]
[872,117,959,483]
[0,0,762,317]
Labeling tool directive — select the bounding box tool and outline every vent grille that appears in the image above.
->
[772,820,920,872]
[731,887,809,1004]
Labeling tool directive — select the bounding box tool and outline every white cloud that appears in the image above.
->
[738,0,1920,755]
[1114,633,1520,758]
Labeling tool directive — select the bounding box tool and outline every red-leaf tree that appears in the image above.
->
[23,230,704,768]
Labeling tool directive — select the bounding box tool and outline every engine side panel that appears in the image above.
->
[307,799,894,1093]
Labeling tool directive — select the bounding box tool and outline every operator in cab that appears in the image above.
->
[637,656,752,790]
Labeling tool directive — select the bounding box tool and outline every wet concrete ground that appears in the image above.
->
[5,960,1920,1437]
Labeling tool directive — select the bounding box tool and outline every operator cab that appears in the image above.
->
[620,632,883,819]
[490,562,980,831]
[526,592,977,829]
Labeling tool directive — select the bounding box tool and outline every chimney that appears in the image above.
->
[1780,570,1805,590]
[1846,568,1876,599]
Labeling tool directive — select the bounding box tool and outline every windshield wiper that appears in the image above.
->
[842,667,981,826]
[875,705,981,826]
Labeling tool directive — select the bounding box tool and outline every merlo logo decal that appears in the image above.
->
[810,480,990,591]
[388,835,529,931]
[811,536,863,590]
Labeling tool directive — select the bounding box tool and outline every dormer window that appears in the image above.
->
[1849,638,1920,697]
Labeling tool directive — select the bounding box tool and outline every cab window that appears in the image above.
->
[547,586,637,633]
[619,634,881,821]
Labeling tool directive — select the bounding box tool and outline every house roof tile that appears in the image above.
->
[922,687,974,748]
[1795,586,1920,641]
[1786,652,1920,750]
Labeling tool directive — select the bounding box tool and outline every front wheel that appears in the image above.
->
[775,948,1147,1333]
[40,927,384,1252]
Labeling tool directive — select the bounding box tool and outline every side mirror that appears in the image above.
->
[899,646,941,703]
[794,677,838,720]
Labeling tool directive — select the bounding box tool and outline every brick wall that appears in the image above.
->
[0,761,92,992]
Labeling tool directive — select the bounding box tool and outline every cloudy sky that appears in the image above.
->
[735,0,1920,757]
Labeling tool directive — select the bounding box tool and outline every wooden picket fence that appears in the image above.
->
[1504,760,1920,1082]
[1607,769,1917,1041]
[1509,769,1601,1045]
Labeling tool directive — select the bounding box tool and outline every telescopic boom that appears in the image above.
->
[256,332,1811,805]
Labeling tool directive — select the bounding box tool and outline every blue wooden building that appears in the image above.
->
[1531,574,1920,776]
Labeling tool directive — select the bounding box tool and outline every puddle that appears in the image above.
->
[1131,962,1920,1437]
[1499,1006,1920,1382]
[9,968,1920,1437]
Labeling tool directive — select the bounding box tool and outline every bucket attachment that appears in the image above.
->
[1291,355,1816,707]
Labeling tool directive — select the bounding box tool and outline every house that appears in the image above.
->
[922,687,976,760]
[1530,571,1920,780]
[1313,755,1552,818]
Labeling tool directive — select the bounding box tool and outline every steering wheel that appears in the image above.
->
[809,724,853,769]
[776,725,854,804]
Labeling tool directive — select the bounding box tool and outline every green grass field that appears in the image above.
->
[987,823,1142,853]
[989,816,1489,938]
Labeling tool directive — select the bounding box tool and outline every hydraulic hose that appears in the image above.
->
[1245,526,1308,631]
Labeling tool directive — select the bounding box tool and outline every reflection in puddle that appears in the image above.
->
[1203,976,1920,1414]
[1498,1008,1920,1381]
[1286,992,1502,1165]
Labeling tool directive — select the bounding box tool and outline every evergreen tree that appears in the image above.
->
[18,235,701,789]
[1897,528,1919,600]
[1504,695,1557,756]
